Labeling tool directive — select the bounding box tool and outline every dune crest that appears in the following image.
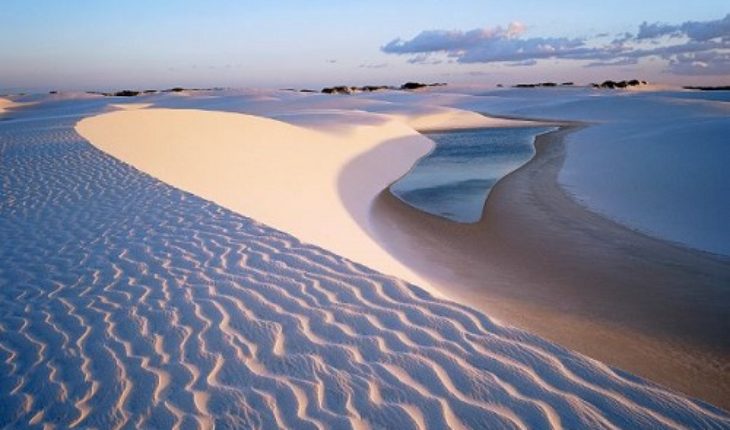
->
[76,106,535,298]
[1,108,727,427]
[0,97,33,114]
[77,109,434,296]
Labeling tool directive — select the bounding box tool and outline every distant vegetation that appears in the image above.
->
[114,90,140,97]
[513,82,574,88]
[320,82,446,95]
[509,80,647,89]
[86,90,141,97]
[85,90,143,97]
[400,82,446,90]
[683,85,730,91]
[591,79,647,89]
[322,85,387,94]
[515,82,556,88]
[85,87,222,97]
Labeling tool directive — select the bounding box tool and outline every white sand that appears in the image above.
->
[109,103,153,110]
[0,94,726,428]
[77,106,526,297]
[0,97,30,114]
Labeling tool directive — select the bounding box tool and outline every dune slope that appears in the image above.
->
[76,106,535,298]
[77,108,438,295]
[0,97,28,114]
[0,102,726,428]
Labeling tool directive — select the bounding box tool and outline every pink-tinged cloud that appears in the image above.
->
[382,14,730,76]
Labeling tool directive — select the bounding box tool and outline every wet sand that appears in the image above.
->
[371,124,730,410]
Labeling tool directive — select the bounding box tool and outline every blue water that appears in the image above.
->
[391,127,554,223]
[450,89,730,255]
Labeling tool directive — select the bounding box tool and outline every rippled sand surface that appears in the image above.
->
[1,100,728,428]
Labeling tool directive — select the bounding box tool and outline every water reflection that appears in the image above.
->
[391,127,554,222]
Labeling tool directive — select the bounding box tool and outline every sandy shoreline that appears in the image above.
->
[76,106,534,300]
[371,123,730,409]
[22,103,726,427]
[70,95,730,417]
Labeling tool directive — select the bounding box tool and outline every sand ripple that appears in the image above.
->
[0,111,728,429]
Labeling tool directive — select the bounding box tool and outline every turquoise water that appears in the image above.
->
[390,127,554,223]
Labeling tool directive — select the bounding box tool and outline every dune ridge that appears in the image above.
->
[76,105,539,300]
[0,97,30,114]
[78,107,439,294]
[1,110,728,428]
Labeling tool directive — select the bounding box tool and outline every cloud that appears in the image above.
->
[381,23,591,64]
[506,59,538,67]
[383,22,528,55]
[381,14,730,76]
[585,58,639,68]
[637,22,679,39]
[612,32,634,44]
[406,54,443,65]
[681,14,730,41]
[459,36,587,63]
[358,62,389,69]
[637,14,730,41]
[667,50,730,75]
[383,25,588,65]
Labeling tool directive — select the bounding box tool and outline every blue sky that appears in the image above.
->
[1,1,728,92]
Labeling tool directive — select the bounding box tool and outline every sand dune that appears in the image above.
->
[0,97,31,114]
[78,108,438,295]
[77,106,531,298]
[1,106,728,428]
[0,98,11,114]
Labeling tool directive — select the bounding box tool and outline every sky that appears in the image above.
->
[1,1,728,92]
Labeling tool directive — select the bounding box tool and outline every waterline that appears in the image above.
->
[391,126,554,222]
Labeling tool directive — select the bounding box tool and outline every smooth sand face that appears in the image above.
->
[390,106,536,131]
[79,108,432,293]
[77,107,528,298]
[0,97,31,114]
[109,103,153,110]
